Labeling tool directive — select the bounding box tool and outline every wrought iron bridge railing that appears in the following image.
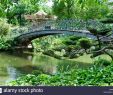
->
[8,19,113,39]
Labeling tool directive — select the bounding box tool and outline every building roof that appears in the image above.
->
[35,10,47,16]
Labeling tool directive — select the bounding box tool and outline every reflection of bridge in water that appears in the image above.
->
[9,19,111,48]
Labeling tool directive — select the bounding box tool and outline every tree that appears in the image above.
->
[52,0,76,19]
[0,0,12,17]
[0,18,10,37]
[0,3,6,17]
[0,0,43,25]
[78,0,109,19]
[78,38,92,53]
[87,21,112,48]
[52,0,109,19]
[86,21,113,60]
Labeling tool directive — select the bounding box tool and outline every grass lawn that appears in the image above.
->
[68,54,112,64]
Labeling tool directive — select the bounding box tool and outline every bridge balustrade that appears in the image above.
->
[8,19,113,39]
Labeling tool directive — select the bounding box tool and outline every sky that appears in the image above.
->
[46,0,53,7]
[109,0,113,2]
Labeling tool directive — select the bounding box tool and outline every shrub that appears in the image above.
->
[62,39,76,45]
[0,18,11,37]
[0,38,13,50]
[78,38,92,52]
[69,52,79,59]
[62,36,82,45]
[43,50,55,56]
[94,57,111,66]
[32,70,44,75]
[11,27,28,36]
[43,50,61,59]
[69,36,81,41]
[65,45,76,52]
[9,63,113,86]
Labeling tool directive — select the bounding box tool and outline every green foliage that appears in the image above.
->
[87,21,112,36]
[12,26,28,34]
[65,45,76,52]
[32,36,65,51]
[100,18,113,24]
[100,12,113,24]
[0,0,43,25]
[62,36,81,45]
[107,13,113,18]
[77,0,109,19]
[63,39,76,45]
[32,70,44,75]
[94,57,111,66]
[43,50,61,59]
[53,0,109,19]
[32,38,51,51]
[43,50,55,56]
[0,38,12,50]
[78,38,92,50]
[0,0,110,24]
[69,36,81,41]
[9,61,113,86]
[0,18,12,49]
[0,3,6,17]
[0,18,10,36]
[53,0,76,19]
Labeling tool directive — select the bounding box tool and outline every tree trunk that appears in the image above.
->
[104,50,113,61]
[97,35,101,49]
[18,14,22,25]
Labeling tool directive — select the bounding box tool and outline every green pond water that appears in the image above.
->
[0,51,92,85]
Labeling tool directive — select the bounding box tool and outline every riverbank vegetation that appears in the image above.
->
[0,18,12,50]
[9,58,113,86]
[0,0,113,86]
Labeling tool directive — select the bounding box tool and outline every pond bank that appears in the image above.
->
[0,51,92,85]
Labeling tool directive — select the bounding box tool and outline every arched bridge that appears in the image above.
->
[9,19,107,48]
[13,29,95,47]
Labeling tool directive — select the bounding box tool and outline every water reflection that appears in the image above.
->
[6,66,21,83]
[32,54,58,74]
[0,51,91,85]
